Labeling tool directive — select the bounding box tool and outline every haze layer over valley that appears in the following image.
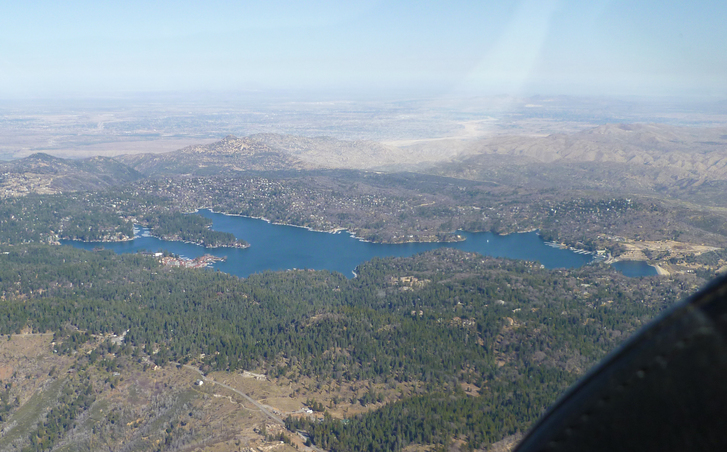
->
[2,94,727,452]
[2,0,726,448]
[2,96,727,275]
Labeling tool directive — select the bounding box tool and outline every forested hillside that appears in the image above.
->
[0,244,702,451]
[0,193,242,248]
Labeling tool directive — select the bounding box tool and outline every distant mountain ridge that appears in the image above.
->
[425,123,727,169]
[424,123,727,205]
[0,153,142,196]
[115,135,307,176]
[247,133,412,169]
[115,133,458,175]
[3,125,727,205]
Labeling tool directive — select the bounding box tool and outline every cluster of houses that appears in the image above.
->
[158,253,224,269]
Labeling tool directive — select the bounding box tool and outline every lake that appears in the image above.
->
[61,209,657,278]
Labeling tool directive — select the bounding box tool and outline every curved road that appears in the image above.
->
[182,364,284,424]
[182,365,326,452]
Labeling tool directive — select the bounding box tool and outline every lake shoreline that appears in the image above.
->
[133,225,250,249]
[198,209,535,246]
[61,211,659,279]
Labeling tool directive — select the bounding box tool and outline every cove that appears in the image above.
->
[61,209,657,278]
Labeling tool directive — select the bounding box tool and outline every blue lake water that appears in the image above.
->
[61,209,657,278]
[610,260,659,278]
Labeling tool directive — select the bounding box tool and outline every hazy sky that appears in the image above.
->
[1,0,725,99]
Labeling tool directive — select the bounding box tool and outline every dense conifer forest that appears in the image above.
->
[0,242,702,450]
[0,169,717,450]
[0,193,242,248]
